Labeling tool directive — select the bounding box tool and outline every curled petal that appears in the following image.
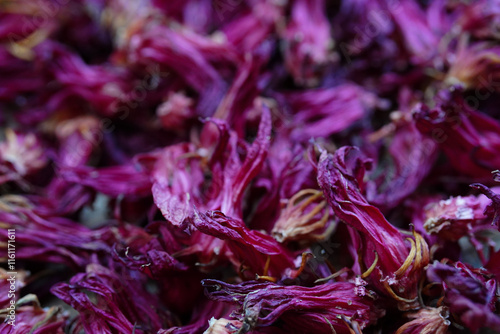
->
[203,279,381,334]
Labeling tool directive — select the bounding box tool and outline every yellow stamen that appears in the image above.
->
[323,317,337,334]
[382,280,418,303]
[308,212,334,240]
[361,252,378,279]
[290,189,322,210]
[395,238,416,277]
[301,199,326,222]
[238,264,250,280]
[263,256,271,276]
[414,232,422,268]
[273,189,331,243]
[314,267,349,284]
[418,232,430,266]
[256,256,279,282]
[292,252,312,278]
[7,29,49,61]
[255,275,277,283]
[340,315,362,334]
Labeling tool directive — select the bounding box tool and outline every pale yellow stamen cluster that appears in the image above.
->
[272,189,333,244]
[382,230,430,307]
